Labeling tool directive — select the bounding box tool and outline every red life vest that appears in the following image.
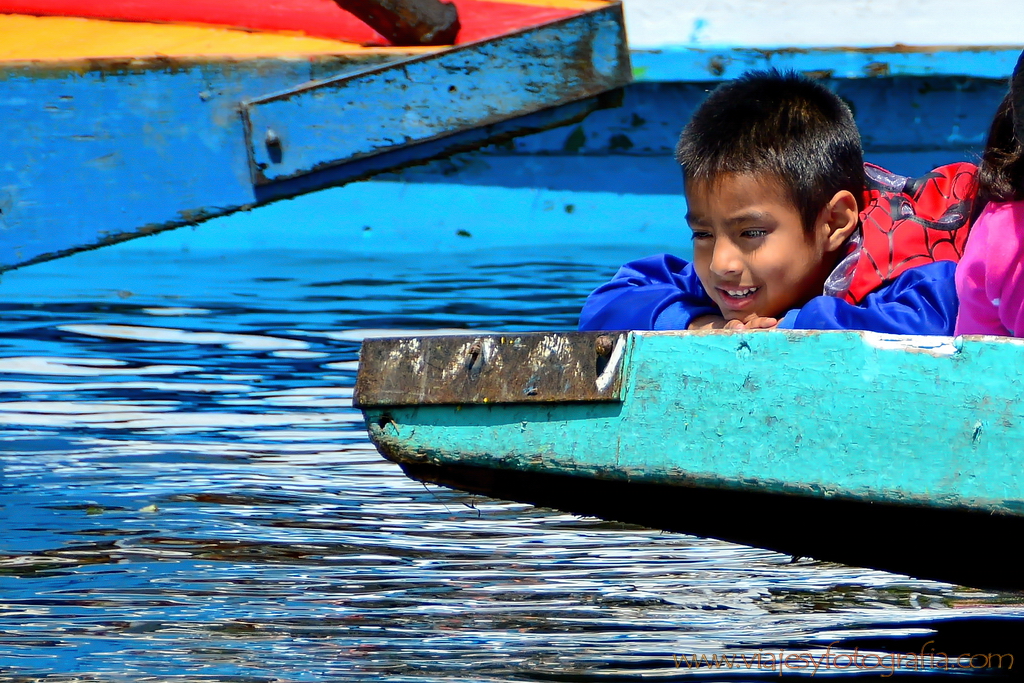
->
[842,162,977,305]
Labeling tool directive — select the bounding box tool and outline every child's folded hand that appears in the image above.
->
[688,314,729,330]
[731,316,779,330]
[688,314,778,330]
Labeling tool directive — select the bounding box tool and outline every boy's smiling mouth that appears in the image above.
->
[716,285,761,308]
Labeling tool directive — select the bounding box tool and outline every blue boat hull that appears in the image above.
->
[0,5,631,271]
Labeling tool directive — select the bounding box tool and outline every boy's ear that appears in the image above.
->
[820,190,860,251]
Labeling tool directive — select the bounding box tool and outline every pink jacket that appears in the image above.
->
[955,200,1024,336]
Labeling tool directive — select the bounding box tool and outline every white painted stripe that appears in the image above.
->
[622,0,1024,49]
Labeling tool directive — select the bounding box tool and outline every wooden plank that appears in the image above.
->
[242,3,630,184]
[354,332,628,406]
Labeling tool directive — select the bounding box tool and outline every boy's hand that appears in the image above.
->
[688,314,729,330]
[688,314,778,330]
[731,316,778,330]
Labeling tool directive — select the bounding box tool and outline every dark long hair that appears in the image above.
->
[975,91,1024,209]
[975,50,1024,214]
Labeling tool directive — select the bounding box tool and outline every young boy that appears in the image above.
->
[579,70,974,335]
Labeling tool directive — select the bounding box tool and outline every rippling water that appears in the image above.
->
[1,241,1022,682]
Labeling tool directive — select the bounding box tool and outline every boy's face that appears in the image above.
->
[685,173,839,323]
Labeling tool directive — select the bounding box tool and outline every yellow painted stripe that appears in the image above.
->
[0,15,436,62]
[480,0,607,9]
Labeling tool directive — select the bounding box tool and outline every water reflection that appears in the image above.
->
[0,246,1021,680]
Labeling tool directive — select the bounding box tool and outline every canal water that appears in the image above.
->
[1,225,1022,681]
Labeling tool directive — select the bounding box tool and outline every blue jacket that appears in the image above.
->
[578,254,958,335]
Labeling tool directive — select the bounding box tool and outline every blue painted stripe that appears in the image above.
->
[631,46,1024,82]
[105,148,973,257]
[115,179,690,256]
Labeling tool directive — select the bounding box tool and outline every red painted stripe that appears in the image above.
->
[457,2,581,43]
[0,0,583,45]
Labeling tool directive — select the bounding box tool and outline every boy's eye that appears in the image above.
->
[690,231,712,241]
[741,229,768,238]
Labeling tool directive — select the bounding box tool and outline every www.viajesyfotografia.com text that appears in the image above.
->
[672,641,1013,677]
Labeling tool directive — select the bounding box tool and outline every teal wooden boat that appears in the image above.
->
[354,330,1024,590]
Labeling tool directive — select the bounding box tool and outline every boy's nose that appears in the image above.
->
[709,240,743,276]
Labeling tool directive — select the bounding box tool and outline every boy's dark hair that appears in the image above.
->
[675,70,864,232]
[975,51,1024,210]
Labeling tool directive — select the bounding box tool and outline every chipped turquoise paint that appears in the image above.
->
[366,330,1024,515]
